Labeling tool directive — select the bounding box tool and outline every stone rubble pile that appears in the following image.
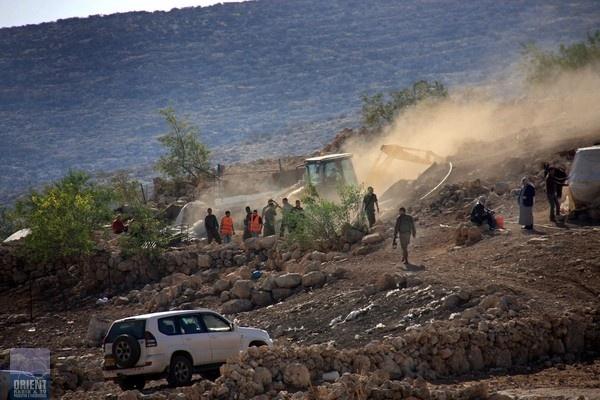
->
[199,308,599,399]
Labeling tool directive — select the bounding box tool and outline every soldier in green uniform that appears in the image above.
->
[362,186,379,227]
[262,199,278,236]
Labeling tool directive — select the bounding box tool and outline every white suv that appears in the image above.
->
[101,309,272,390]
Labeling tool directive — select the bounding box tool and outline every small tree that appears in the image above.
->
[111,171,143,205]
[14,171,113,263]
[361,80,448,130]
[156,107,211,184]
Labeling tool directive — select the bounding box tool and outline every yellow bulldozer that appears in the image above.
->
[299,145,445,199]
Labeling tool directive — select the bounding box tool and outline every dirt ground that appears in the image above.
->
[1,134,600,399]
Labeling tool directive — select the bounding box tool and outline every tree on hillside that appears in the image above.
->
[14,171,113,263]
[361,80,448,130]
[521,30,600,83]
[156,107,211,184]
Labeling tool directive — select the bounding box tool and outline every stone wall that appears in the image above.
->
[205,308,600,399]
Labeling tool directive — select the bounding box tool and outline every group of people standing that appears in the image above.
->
[470,163,568,233]
[203,198,304,244]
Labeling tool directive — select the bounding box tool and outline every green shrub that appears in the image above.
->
[361,80,448,130]
[522,31,600,83]
[14,171,113,263]
[286,184,367,250]
[117,205,170,259]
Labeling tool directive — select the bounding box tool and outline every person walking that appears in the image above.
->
[249,209,263,238]
[262,199,278,236]
[205,208,222,244]
[363,186,379,228]
[518,176,536,231]
[392,207,416,265]
[242,206,252,240]
[279,198,293,237]
[220,210,235,244]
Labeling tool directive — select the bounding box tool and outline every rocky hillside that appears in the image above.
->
[1,0,599,202]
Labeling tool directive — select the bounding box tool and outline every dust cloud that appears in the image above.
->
[346,66,600,194]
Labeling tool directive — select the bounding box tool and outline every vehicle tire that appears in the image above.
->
[112,334,141,369]
[117,376,145,391]
[249,341,267,347]
[167,355,193,387]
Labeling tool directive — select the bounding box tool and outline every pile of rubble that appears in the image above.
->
[200,307,599,399]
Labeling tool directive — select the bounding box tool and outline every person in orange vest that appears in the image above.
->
[249,209,263,237]
[220,210,235,244]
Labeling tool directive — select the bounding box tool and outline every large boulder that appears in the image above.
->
[283,363,311,388]
[221,299,253,314]
[361,233,384,245]
[275,273,302,289]
[467,227,483,244]
[86,315,112,346]
[310,251,327,262]
[198,254,212,269]
[343,227,365,244]
[258,235,278,250]
[213,279,231,293]
[251,290,273,307]
[272,288,293,301]
[244,237,260,251]
[231,280,254,299]
[302,271,326,288]
[257,274,277,291]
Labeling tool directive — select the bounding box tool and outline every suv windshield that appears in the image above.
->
[105,319,146,342]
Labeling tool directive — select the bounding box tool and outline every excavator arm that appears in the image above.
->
[379,144,444,164]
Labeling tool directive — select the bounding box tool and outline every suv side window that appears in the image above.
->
[158,317,179,336]
[178,315,206,334]
[201,313,232,332]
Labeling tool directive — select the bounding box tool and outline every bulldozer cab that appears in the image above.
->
[304,153,358,197]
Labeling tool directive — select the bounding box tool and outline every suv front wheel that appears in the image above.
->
[168,355,193,387]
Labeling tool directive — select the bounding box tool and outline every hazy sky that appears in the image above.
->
[0,0,245,28]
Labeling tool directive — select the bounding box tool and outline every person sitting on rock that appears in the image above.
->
[470,196,496,230]
[111,214,129,234]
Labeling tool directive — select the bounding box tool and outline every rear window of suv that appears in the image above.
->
[105,319,146,342]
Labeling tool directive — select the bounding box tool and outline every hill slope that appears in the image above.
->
[0,0,599,202]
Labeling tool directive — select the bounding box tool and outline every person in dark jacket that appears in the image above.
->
[392,207,416,264]
[470,196,496,230]
[205,208,222,244]
[242,206,252,240]
[518,177,536,230]
[543,163,567,222]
